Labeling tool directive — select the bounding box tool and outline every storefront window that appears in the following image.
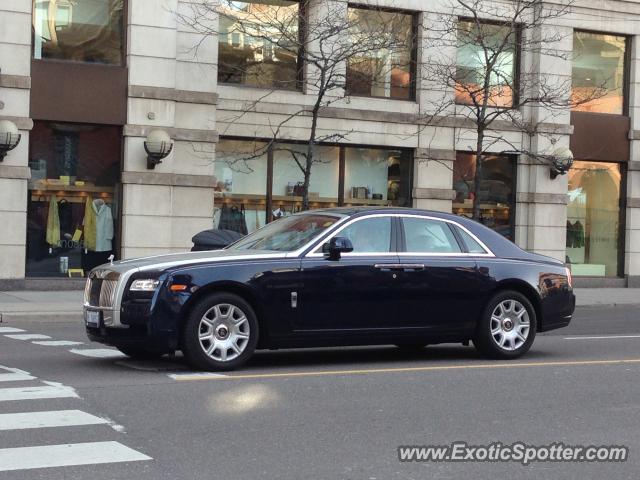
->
[33,0,124,64]
[27,122,121,277]
[566,161,622,277]
[455,20,516,108]
[217,0,301,90]
[213,139,413,234]
[346,8,415,100]
[344,147,412,207]
[572,31,626,115]
[453,153,515,239]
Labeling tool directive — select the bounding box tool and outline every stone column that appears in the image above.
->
[515,23,573,261]
[0,0,32,280]
[121,0,218,259]
[625,36,640,286]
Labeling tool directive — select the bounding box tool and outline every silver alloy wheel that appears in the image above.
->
[198,303,250,362]
[490,299,530,351]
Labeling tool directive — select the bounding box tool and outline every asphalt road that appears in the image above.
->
[0,305,639,479]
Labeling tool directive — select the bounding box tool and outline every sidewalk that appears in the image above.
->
[0,288,638,322]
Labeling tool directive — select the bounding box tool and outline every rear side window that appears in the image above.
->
[336,217,392,253]
[402,217,462,253]
[455,226,488,254]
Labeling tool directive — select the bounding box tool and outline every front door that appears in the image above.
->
[297,215,400,332]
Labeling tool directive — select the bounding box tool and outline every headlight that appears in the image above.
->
[130,279,160,292]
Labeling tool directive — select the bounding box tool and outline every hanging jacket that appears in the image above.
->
[92,199,114,252]
[83,196,97,251]
[45,194,60,247]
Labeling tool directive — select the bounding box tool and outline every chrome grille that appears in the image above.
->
[85,270,120,308]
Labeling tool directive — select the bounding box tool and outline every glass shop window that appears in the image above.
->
[343,147,413,207]
[566,161,622,277]
[217,0,301,90]
[27,122,121,277]
[453,152,515,240]
[33,0,124,64]
[572,31,627,115]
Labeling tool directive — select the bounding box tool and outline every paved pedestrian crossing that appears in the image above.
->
[0,364,152,473]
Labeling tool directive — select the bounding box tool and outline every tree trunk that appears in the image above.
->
[472,129,484,222]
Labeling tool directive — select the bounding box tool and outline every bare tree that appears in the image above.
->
[421,0,608,221]
[179,0,412,211]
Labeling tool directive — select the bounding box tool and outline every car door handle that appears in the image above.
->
[401,264,425,271]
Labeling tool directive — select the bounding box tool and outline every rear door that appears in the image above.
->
[394,215,486,334]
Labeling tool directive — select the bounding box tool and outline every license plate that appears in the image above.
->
[85,310,101,327]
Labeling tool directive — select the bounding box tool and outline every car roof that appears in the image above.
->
[312,206,461,221]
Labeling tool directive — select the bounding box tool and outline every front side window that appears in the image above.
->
[346,7,415,100]
[33,0,124,64]
[455,20,517,107]
[453,152,515,240]
[402,218,461,254]
[572,31,627,115]
[218,0,300,90]
[335,217,392,253]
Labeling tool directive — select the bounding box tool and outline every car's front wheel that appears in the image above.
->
[182,293,258,371]
[473,290,536,359]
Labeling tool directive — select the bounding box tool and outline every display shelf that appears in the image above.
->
[29,183,115,194]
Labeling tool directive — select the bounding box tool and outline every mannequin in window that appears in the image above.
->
[92,198,114,252]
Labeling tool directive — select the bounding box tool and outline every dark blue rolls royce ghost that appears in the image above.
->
[83,208,575,370]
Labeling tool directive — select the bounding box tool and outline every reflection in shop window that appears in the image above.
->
[455,20,516,108]
[572,31,627,115]
[27,122,120,277]
[566,161,621,277]
[453,153,515,239]
[346,7,415,100]
[33,0,124,64]
[217,0,301,90]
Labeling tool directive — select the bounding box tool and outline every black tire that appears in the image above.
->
[473,290,537,359]
[181,292,259,371]
[116,346,165,360]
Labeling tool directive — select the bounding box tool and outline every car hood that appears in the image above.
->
[95,249,287,275]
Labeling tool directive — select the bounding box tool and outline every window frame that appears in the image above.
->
[31,0,127,66]
[345,4,419,102]
[216,0,306,92]
[454,17,521,110]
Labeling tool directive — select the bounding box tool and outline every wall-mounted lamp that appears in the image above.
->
[0,120,21,162]
[143,129,173,169]
[549,146,574,179]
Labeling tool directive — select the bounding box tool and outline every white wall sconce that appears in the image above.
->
[0,120,21,162]
[549,147,574,179]
[144,129,173,169]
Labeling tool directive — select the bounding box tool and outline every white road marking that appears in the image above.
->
[32,340,84,347]
[0,441,152,472]
[0,410,109,431]
[69,348,126,359]
[5,334,52,341]
[0,327,26,333]
[168,372,228,380]
[564,335,640,340]
[0,382,78,402]
[0,372,35,382]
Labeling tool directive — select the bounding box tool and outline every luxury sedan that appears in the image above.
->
[83,208,575,371]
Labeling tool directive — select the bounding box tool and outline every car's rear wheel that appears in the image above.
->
[182,293,258,371]
[473,290,536,359]
[116,346,165,360]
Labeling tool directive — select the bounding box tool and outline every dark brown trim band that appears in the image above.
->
[516,192,568,205]
[413,188,456,200]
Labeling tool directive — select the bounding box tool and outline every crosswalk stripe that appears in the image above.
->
[0,441,152,471]
[0,410,109,431]
[0,382,78,402]
[69,348,126,359]
[33,340,84,347]
[0,327,25,333]
[5,334,52,341]
[0,372,35,382]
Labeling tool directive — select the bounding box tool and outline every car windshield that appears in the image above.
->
[227,214,342,252]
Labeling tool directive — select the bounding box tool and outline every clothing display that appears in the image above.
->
[218,204,248,235]
[566,220,585,248]
[45,194,61,247]
[92,199,114,252]
[83,196,97,252]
